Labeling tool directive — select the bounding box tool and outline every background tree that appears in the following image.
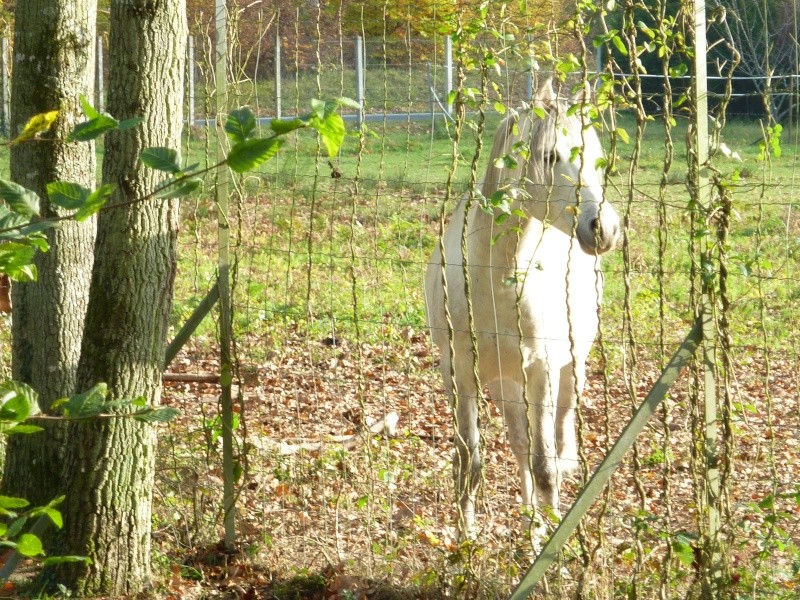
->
[714,0,798,121]
[1,0,98,508]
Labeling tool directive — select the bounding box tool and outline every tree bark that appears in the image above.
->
[51,0,186,595]
[2,0,97,507]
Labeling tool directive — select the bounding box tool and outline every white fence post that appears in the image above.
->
[355,36,365,127]
[95,35,104,113]
[187,35,195,127]
[1,38,8,137]
[444,36,453,115]
[275,31,282,119]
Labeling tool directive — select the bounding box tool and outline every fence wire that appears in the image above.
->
[76,0,800,597]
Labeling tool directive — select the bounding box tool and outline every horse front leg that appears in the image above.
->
[444,357,482,538]
[555,360,585,475]
[526,360,562,535]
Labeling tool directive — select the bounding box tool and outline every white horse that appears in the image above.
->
[424,80,620,541]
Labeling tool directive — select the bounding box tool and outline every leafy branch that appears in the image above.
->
[0,96,357,279]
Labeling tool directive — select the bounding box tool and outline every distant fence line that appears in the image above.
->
[0,33,795,136]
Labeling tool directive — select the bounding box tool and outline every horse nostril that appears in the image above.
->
[590,218,600,232]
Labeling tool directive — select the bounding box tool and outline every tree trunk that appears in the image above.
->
[51,0,187,595]
[1,0,97,507]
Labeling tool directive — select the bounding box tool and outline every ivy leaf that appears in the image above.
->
[140,147,182,174]
[12,111,59,145]
[225,108,258,144]
[0,180,40,217]
[226,137,284,173]
[68,114,119,142]
[16,533,45,557]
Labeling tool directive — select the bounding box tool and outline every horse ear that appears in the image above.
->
[534,78,556,106]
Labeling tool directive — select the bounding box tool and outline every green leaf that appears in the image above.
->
[309,98,326,120]
[4,424,44,435]
[140,147,182,174]
[6,516,27,538]
[611,35,628,56]
[672,536,695,566]
[0,180,40,217]
[0,496,29,510]
[43,555,92,567]
[79,95,100,119]
[117,117,143,131]
[132,406,181,423]
[17,533,45,557]
[68,114,119,142]
[40,507,63,529]
[59,383,109,418]
[75,184,115,221]
[226,137,284,173]
[0,380,39,422]
[270,118,308,135]
[47,182,90,211]
[614,127,630,144]
[156,177,203,199]
[0,244,39,281]
[314,112,346,158]
[225,108,258,144]
[335,97,360,110]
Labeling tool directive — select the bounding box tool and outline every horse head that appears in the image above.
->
[526,79,621,256]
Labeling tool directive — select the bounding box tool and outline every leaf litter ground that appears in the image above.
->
[156,327,800,599]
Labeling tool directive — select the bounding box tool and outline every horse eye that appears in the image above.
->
[545,150,559,164]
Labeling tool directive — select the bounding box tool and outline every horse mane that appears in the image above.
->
[481,95,571,202]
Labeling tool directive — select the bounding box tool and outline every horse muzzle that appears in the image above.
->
[578,211,620,256]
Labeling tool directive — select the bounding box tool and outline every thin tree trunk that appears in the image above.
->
[51,0,186,595]
[2,0,97,507]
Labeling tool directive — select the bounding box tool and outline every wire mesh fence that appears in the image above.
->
[0,0,797,597]
[152,1,800,597]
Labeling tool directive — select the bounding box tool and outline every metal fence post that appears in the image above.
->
[692,0,723,594]
[355,36,365,127]
[95,35,104,113]
[214,0,236,552]
[275,31,282,120]
[187,35,195,127]
[444,36,453,116]
[1,38,8,137]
